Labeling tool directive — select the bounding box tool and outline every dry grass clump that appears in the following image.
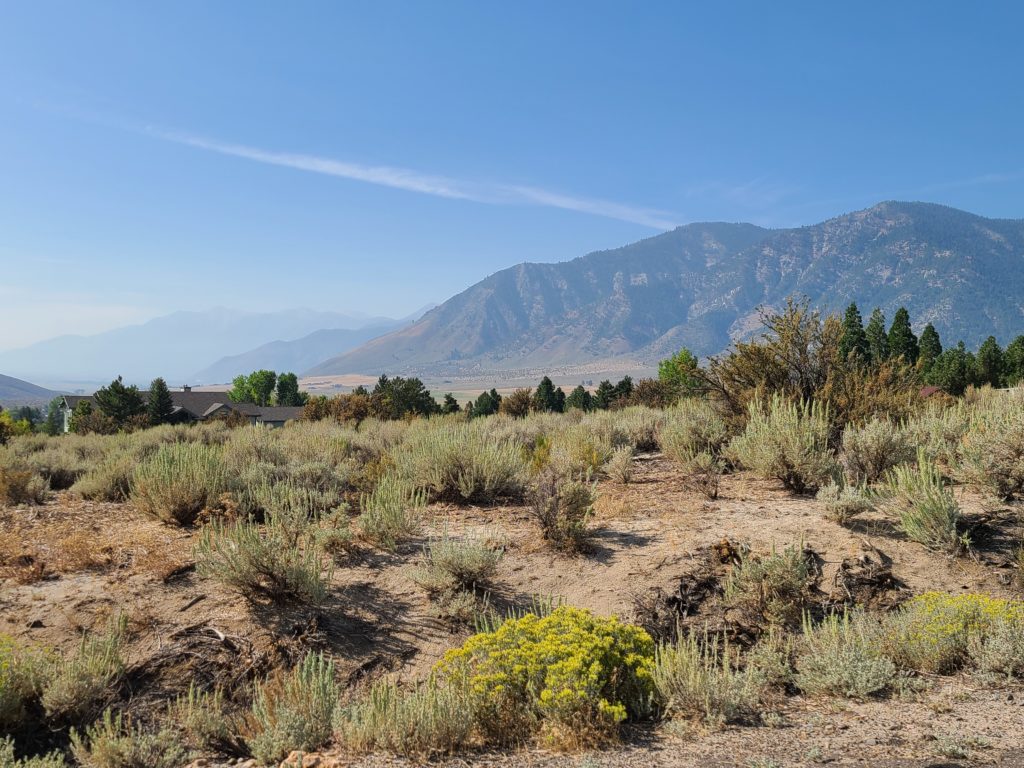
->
[958,390,1024,500]
[840,417,915,485]
[652,633,765,726]
[356,474,425,550]
[794,611,895,698]
[879,452,968,553]
[245,652,337,765]
[130,442,226,525]
[42,615,127,724]
[394,422,526,503]
[727,395,837,494]
[71,450,137,502]
[723,544,814,627]
[70,708,187,768]
[0,464,48,506]
[335,677,475,757]
[548,424,613,477]
[604,446,634,484]
[528,470,595,552]
[195,510,332,604]
[816,481,874,525]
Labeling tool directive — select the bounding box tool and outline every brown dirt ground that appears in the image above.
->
[2,455,1023,767]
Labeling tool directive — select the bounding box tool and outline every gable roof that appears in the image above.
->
[61,391,266,420]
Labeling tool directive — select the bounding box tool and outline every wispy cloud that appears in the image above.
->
[151,129,679,230]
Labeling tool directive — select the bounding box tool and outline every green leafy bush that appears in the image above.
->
[436,606,655,748]
[880,453,967,552]
[794,612,895,698]
[246,652,337,765]
[130,442,226,525]
[70,709,187,768]
[727,395,837,493]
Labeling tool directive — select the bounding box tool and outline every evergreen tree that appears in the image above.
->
[887,307,919,364]
[612,376,634,404]
[926,341,978,396]
[147,377,175,426]
[593,380,616,410]
[93,376,146,427]
[838,303,870,363]
[658,347,701,397]
[471,389,501,417]
[43,396,64,435]
[565,385,593,411]
[1004,335,1024,386]
[69,400,94,434]
[370,375,439,419]
[532,376,563,413]
[975,336,1005,388]
[440,393,461,414]
[553,386,566,413]
[274,372,307,406]
[918,323,942,372]
[865,308,889,362]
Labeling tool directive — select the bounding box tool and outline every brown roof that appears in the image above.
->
[61,391,264,420]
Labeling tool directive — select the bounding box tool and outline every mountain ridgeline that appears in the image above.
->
[310,202,1024,376]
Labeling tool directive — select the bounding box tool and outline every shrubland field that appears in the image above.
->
[3,307,1024,768]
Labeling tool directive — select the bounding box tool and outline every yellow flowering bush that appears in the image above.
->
[882,592,1024,674]
[436,606,655,747]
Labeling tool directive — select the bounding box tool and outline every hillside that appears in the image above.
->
[310,202,1024,376]
[0,373,60,407]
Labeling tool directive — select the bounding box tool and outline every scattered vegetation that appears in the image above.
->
[129,442,226,525]
[880,452,968,552]
[528,470,596,552]
[723,544,814,626]
[70,709,187,768]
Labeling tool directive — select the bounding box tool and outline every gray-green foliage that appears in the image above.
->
[130,442,226,525]
[794,612,895,698]
[816,481,875,524]
[0,737,67,768]
[880,452,967,552]
[840,417,915,485]
[727,395,837,493]
[958,390,1024,500]
[724,544,813,626]
[42,615,127,723]
[247,652,338,765]
[70,708,187,768]
[357,474,426,550]
[409,533,502,595]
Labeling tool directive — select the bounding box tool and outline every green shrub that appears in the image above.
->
[195,510,331,604]
[169,683,239,752]
[436,606,654,748]
[22,447,88,490]
[880,453,967,552]
[0,737,67,768]
[816,481,874,524]
[409,533,502,595]
[958,393,1024,500]
[130,442,226,525]
[723,544,813,626]
[0,636,51,730]
[967,615,1024,678]
[794,612,895,698]
[659,400,729,464]
[652,633,764,725]
[246,652,337,765]
[528,471,595,552]
[42,615,126,723]
[70,709,187,768]
[334,677,475,757]
[727,395,837,493]
[905,403,970,474]
[840,417,915,485]
[881,592,1024,674]
[604,445,634,484]
[71,451,136,502]
[548,424,613,477]
[394,422,526,503]
[356,474,425,550]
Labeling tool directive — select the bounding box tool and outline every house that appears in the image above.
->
[58,386,303,433]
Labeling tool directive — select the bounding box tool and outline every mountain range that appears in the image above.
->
[0,308,404,387]
[310,202,1024,376]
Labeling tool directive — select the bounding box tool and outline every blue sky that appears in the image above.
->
[2,1,1023,350]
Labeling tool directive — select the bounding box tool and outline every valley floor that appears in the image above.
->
[3,457,1023,767]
